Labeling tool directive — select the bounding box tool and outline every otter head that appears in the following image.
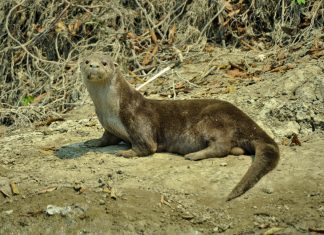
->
[80,53,116,83]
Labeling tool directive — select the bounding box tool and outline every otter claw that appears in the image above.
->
[84,139,102,148]
[116,149,137,158]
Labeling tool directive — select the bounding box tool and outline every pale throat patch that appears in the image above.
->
[93,75,130,141]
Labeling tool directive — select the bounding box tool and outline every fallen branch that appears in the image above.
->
[136,61,181,91]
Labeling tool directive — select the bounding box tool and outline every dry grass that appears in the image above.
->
[0,0,323,126]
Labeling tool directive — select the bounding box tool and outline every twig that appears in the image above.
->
[172,76,176,100]
[5,0,63,65]
[136,65,173,91]
[174,71,199,88]
[197,4,226,43]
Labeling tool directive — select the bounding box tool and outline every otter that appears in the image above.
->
[80,52,279,201]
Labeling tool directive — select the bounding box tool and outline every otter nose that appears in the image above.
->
[89,63,100,68]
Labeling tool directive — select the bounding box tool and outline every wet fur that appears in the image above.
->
[80,53,280,201]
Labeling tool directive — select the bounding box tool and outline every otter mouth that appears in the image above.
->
[85,71,106,81]
[88,74,98,80]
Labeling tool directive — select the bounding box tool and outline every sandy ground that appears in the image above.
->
[0,47,323,234]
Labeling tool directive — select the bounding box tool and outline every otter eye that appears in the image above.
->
[85,60,89,64]
[102,61,107,66]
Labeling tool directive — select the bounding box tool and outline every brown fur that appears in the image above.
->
[80,53,280,201]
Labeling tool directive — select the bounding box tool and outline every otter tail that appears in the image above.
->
[226,141,279,201]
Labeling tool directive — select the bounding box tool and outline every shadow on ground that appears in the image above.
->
[54,142,129,159]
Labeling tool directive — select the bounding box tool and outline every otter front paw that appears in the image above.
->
[84,139,104,148]
[116,149,138,158]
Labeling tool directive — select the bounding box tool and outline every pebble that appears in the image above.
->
[99,200,105,205]
[181,212,194,220]
[98,178,104,184]
[4,210,13,215]
[262,187,274,194]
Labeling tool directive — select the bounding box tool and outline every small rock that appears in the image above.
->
[264,227,285,235]
[213,224,231,233]
[110,188,117,200]
[220,162,227,167]
[73,185,81,192]
[257,54,266,61]
[273,121,300,137]
[46,204,85,216]
[4,210,13,215]
[308,192,320,197]
[46,205,72,216]
[258,223,270,229]
[98,178,104,184]
[78,119,88,125]
[99,200,105,205]
[58,128,68,133]
[181,212,194,220]
[262,187,274,194]
[76,130,88,137]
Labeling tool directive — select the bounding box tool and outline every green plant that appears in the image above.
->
[21,96,34,106]
[293,0,306,5]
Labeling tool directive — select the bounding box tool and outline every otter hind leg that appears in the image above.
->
[230,147,245,156]
[116,146,156,158]
[184,142,231,161]
[84,130,121,147]
[116,141,158,158]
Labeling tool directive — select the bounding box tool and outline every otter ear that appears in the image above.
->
[113,62,118,67]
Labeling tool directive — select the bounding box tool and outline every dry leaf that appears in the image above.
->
[311,50,324,58]
[225,85,236,93]
[0,189,10,198]
[55,21,66,33]
[307,43,324,58]
[168,24,177,45]
[45,117,65,126]
[73,186,87,194]
[68,20,81,35]
[32,93,47,104]
[226,69,247,78]
[102,187,111,193]
[78,187,87,194]
[262,64,273,72]
[264,227,285,235]
[41,146,57,152]
[38,186,57,194]
[150,30,158,44]
[237,26,246,34]
[228,9,240,18]
[270,63,295,73]
[110,188,117,199]
[175,83,185,89]
[290,133,301,146]
[160,195,171,207]
[127,32,137,40]
[308,227,324,233]
[10,182,19,195]
[224,1,233,11]
[204,44,215,53]
[142,45,158,66]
